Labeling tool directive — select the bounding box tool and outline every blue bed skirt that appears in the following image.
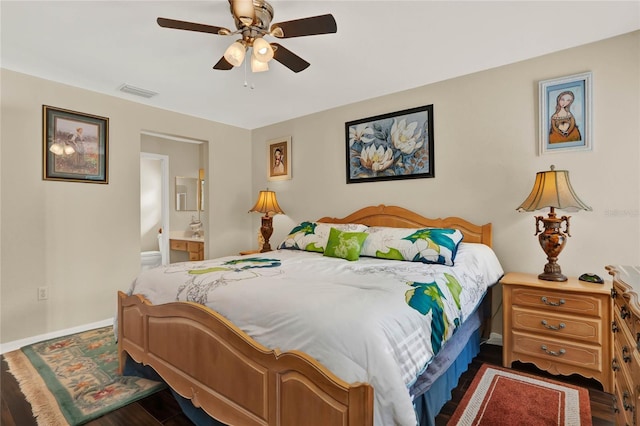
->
[413,328,480,426]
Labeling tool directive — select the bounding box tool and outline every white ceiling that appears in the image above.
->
[2,1,639,130]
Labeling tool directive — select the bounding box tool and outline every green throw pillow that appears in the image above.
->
[323,228,368,261]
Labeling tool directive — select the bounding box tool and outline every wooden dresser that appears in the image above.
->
[502,272,613,393]
[607,265,640,426]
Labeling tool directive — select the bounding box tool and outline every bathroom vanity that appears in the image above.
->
[170,237,204,261]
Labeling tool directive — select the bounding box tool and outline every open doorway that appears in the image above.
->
[140,130,208,264]
[140,152,169,266]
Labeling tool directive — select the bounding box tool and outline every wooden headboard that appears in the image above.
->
[317,204,492,247]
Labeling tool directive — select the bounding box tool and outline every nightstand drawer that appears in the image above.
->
[511,331,603,373]
[511,287,604,317]
[512,306,603,344]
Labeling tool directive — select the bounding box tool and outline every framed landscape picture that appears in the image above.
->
[43,105,109,183]
[539,72,592,155]
[345,104,434,184]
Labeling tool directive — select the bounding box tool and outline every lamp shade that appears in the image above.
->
[224,40,246,67]
[251,53,269,72]
[516,165,591,213]
[249,190,284,215]
[252,37,274,63]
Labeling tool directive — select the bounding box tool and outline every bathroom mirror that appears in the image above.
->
[175,176,199,211]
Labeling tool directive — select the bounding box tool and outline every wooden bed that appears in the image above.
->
[117,205,493,426]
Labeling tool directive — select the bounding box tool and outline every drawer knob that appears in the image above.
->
[541,296,565,306]
[621,305,630,320]
[612,321,619,333]
[622,391,633,412]
[541,320,565,330]
[540,345,566,357]
[612,357,620,372]
[622,346,631,363]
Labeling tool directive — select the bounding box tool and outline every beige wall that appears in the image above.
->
[0,70,252,343]
[1,31,638,344]
[251,32,640,333]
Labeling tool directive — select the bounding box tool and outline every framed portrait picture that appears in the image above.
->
[43,105,109,183]
[539,72,592,155]
[345,104,434,184]
[267,136,291,181]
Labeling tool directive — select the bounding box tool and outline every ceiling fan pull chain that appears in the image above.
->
[243,56,248,87]
[243,58,255,89]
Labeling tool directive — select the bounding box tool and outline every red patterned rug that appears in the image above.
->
[448,364,592,425]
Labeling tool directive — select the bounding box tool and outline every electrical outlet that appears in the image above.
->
[37,286,49,301]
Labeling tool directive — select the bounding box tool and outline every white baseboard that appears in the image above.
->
[485,332,503,346]
[0,318,114,355]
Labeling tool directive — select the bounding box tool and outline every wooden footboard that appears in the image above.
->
[117,291,374,426]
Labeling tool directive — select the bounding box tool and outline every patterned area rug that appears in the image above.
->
[448,364,592,425]
[4,326,166,425]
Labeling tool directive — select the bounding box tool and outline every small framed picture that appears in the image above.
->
[539,72,592,155]
[43,105,109,183]
[267,136,291,181]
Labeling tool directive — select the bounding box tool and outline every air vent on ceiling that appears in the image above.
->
[118,84,158,99]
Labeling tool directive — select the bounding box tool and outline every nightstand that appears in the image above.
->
[502,272,613,393]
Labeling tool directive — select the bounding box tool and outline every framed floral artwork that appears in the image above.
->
[43,105,109,183]
[345,105,434,184]
[267,136,291,181]
[539,72,592,155]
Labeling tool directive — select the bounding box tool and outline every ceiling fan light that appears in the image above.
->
[224,41,246,67]
[251,54,269,72]
[252,37,274,62]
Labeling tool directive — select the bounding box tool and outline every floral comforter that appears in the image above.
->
[127,243,503,426]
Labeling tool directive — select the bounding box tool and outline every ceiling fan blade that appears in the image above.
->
[213,56,234,70]
[157,17,229,35]
[270,14,337,38]
[271,43,310,73]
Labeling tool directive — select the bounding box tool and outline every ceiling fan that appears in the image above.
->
[157,0,337,73]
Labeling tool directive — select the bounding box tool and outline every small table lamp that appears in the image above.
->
[249,190,285,252]
[516,165,591,282]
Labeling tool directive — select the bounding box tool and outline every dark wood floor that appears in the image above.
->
[2,343,614,426]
